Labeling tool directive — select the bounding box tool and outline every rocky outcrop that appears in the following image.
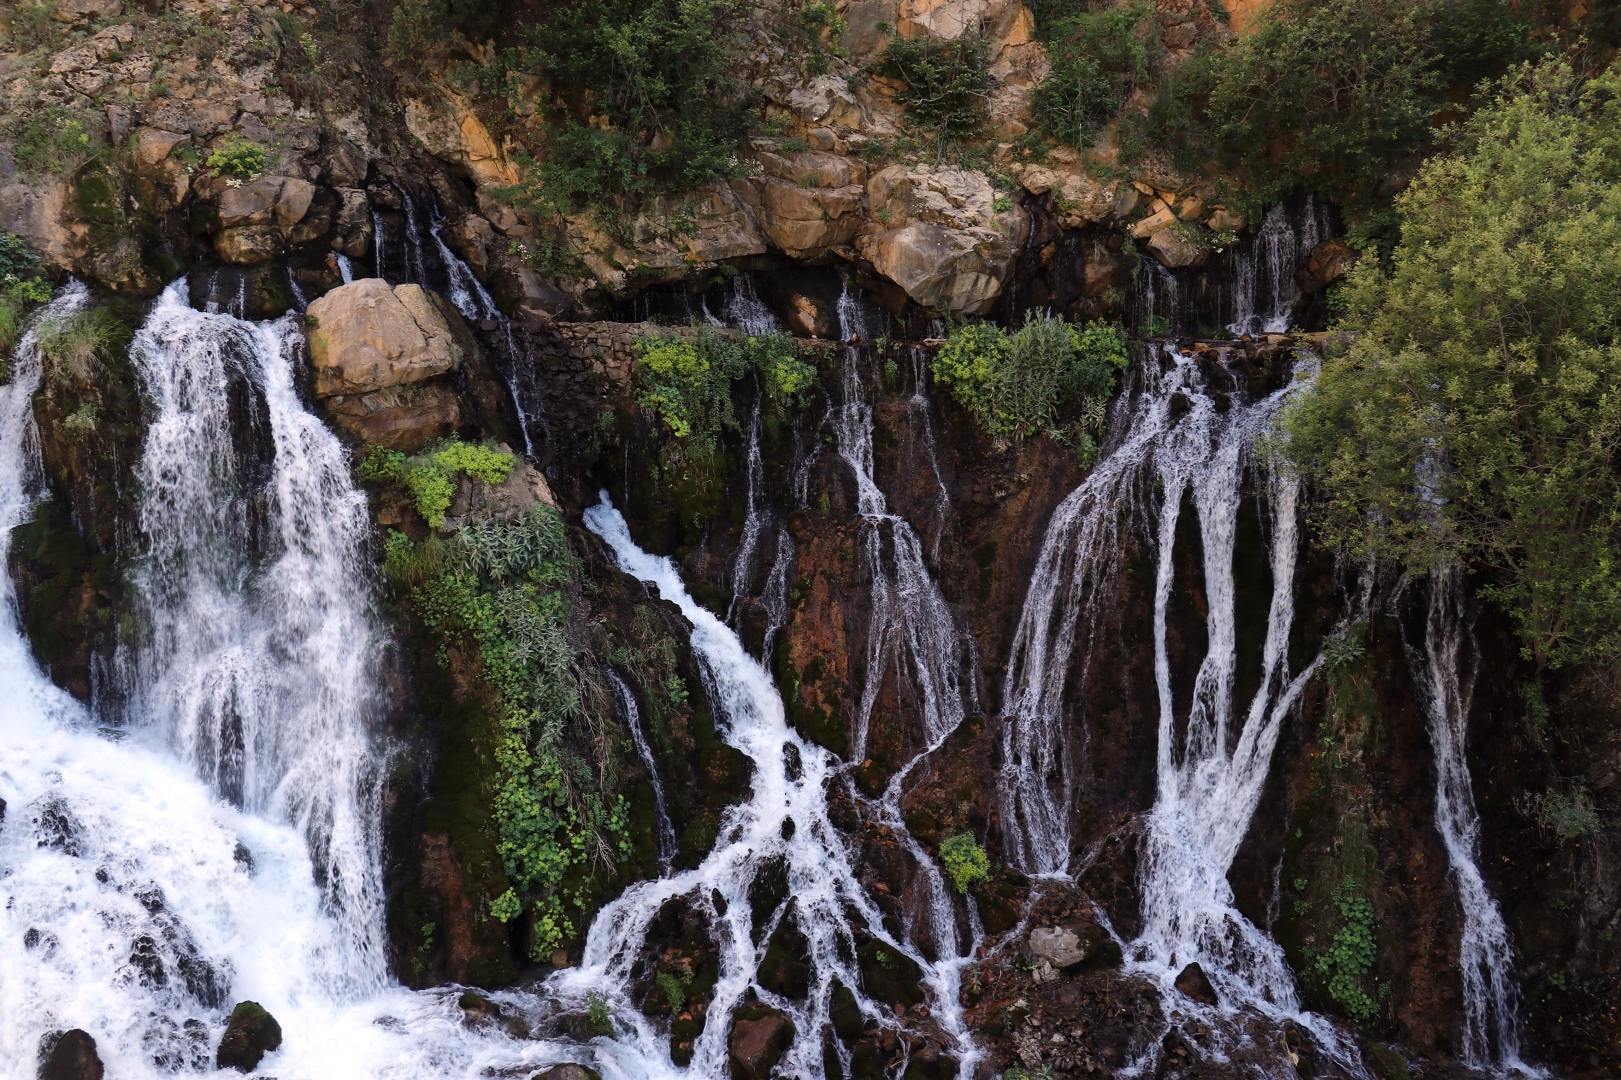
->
[728,1010,794,1080]
[215,1001,282,1073]
[37,1029,104,1080]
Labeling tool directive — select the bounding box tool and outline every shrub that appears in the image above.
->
[939,831,990,892]
[0,1,58,51]
[1313,884,1378,1021]
[360,438,516,528]
[206,133,270,182]
[874,32,993,142]
[1031,3,1156,149]
[745,331,818,413]
[634,329,747,459]
[1276,58,1621,671]
[6,107,95,176]
[932,314,1127,442]
[496,0,758,230]
[36,308,131,388]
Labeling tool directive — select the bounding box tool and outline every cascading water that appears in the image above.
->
[560,495,981,1079]
[832,283,965,758]
[606,668,676,867]
[1406,567,1533,1074]
[998,345,1367,1071]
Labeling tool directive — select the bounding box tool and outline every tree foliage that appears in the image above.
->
[873,32,994,142]
[1030,2,1157,149]
[1277,59,1621,671]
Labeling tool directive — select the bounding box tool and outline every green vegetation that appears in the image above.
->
[206,134,270,182]
[36,309,131,389]
[585,992,614,1035]
[655,968,692,1012]
[4,107,96,178]
[635,328,818,461]
[0,233,53,355]
[783,1,847,76]
[1030,2,1156,150]
[361,439,516,528]
[931,314,1127,443]
[873,32,993,143]
[939,831,990,892]
[0,1,58,51]
[1314,884,1378,1021]
[401,505,628,955]
[1277,59,1621,672]
[1129,0,1529,208]
[1517,784,1602,843]
[471,0,757,232]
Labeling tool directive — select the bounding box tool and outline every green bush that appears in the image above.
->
[495,0,758,230]
[360,438,516,528]
[206,133,270,181]
[1276,58,1621,671]
[932,314,1127,442]
[0,1,58,52]
[745,331,818,413]
[1030,3,1156,149]
[36,308,131,388]
[939,831,990,892]
[5,107,95,176]
[1313,884,1378,1021]
[873,32,993,142]
[634,329,748,457]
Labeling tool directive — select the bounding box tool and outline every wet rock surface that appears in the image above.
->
[214,1001,282,1073]
[37,1029,103,1080]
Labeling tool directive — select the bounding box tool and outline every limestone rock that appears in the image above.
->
[857,168,1023,313]
[1174,961,1219,1006]
[1014,165,1118,225]
[1027,926,1090,968]
[305,279,463,397]
[1147,226,1208,269]
[758,150,866,189]
[215,1001,282,1072]
[322,382,460,452]
[38,1029,103,1080]
[1131,206,1177,239]
[133,128,188,169]
[1205,206,1245,232]
[0,179,76,267]
[215,225,284,265]
[54,0,121,20]
[729,1011,794,1080]
[757,177,865,256]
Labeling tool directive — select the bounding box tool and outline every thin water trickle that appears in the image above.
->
[336,252,354,284]
[1406,567,1536,1075]
[606,668,676,867]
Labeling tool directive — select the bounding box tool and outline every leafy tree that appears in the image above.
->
[1277,59,1621,671]
[873,32,994,143]
[1030,2,1157,149]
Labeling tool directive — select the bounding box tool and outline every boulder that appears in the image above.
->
[864,222,1012,314]
[1027,926,1090,968]
[1296,238,1358,294]
[133,128,188,169]
[215,225,284,266]
[215,1001,282,1072]
[531,1065,601,1080]
[757,150,866,189]
[1205,206,1245,233]
[1131,206,1177,240]
[54,0,121,20]
[305,279,463,397]
[1147,226,1208,269]
[322,382,460,452]
[216,176,317,230]
[38,1029,103,1080]
[729,1011,794,1080]
[1174,961,1219,1006]
[757,177,865,256]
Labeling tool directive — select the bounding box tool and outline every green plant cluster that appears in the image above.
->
[473,0,758,233]
[3,107,95,178]
[1517,784,1602,843]
[1277,59,1621,672]
[361,439,516,528]
[939,831,990,892]
[1030,2,1156,150]
[932,314,1127,443]
[655,968,692,1012]
[0,233,53,355]
[405,505,629,955]
[35,308,131,389]
[1314,884,1378,1021]
[873,32,993,143]
[635,328,817,460]
[206,134,270,182]
[782,1,847,76]
[1128,0,1530,209]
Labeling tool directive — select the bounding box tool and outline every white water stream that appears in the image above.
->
[1406,567,1533,1074]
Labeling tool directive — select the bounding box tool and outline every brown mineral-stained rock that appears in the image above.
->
[133,128,189,169]
[1296,238,1358,294]
[322,382,460,452]
[1173,961,1219,1006]
[215,1002,282,1073]
[530,1065,602,1080]
[305,278,462,397]
[729,1011,794,1080]
[215,225,284,265]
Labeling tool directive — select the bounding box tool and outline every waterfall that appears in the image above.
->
[122,281,387,989]
[606,668,676,867]
[560,495,981,1079]
[832,282,965,757]
[1407,567,1533,1073]
[998,346,1369,1069]
[726,386,769,627]
[722,274,777,336]
[336,252,354,284]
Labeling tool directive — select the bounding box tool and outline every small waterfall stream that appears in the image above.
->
[1406,567,1533,1073]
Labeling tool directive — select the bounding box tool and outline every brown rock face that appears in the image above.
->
[1174,962,1219,1006]
[1147,226,1209,269]
[729,1011,794,1080]
[531,1065,602,1080]
[1296,238,1358,293]
[305,279,462,397]
[322,383,460,452]
[38,1030,103,1080]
